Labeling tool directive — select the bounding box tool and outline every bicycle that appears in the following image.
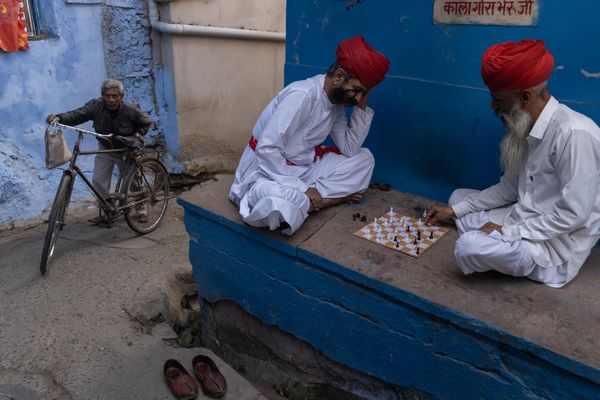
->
[40,121,170,275]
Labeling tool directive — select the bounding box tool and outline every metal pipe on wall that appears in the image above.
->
[147,0,286,42]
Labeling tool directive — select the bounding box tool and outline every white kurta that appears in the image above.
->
[452,97,600,287]
[229,74,375,235]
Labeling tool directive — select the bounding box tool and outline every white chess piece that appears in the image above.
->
[423,209,427,218]
[390,207,394,215]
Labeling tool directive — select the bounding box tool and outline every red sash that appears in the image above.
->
[248,136,340,166]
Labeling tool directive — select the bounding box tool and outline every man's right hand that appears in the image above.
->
[305,187,322,212]
[426,205,455,225]
[46,114,59,124]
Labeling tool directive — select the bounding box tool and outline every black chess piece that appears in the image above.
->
[353,216,357,221]
[417,230,421,240]
[429,231,434,239]
[360,216,367,222]
[416,247,420,255]
[395,241,399,248]
[413,238,417,245]
[393,235,397,242]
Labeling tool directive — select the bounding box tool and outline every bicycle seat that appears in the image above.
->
[113,135,143,148]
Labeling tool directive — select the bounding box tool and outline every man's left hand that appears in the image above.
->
[305,187,322,212]
[356,90,370,110]
[134,132,146,144]
[480,222,503,235]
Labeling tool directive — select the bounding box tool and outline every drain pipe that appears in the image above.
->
[147,0,285,42]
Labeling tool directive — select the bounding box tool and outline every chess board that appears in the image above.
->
[354,211,449,258]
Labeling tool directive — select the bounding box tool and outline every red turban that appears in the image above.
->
[336,36,390,89]
[481,39,554,92]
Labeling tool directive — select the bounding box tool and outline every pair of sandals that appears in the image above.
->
[369,182,392,191]
[164,355,227,399]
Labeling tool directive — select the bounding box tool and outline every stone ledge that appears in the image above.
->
[178,174,600,399]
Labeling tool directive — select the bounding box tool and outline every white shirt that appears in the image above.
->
[230,74,374,202]
[453,97,600,285]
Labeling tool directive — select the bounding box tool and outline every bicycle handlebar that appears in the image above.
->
[48,120,113,139]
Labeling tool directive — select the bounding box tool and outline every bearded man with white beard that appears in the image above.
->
[427,39,600,287]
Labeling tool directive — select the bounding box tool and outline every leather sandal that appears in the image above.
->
[87,216,104,225]
[369,182,392,191]
[164,359,199,400]
[192,355,227,398]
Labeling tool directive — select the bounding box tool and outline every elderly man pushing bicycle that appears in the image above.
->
[46,79,153,225]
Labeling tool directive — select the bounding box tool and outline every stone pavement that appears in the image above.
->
[0,201,269,400]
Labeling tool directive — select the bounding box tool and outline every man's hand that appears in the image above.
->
[426,205,455,225]
[480,222,503,235]
[356,90,370,110]
[134,132,146,144]
[305,187,322,212]
[46,114,59,124]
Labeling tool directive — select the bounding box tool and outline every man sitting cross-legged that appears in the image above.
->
[427,39,600,288]
[229,36,390,235]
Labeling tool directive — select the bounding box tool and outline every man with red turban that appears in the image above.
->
[427,39,600,287]
[230,36,390,235]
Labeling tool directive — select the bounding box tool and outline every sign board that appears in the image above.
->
[433,0,539,25]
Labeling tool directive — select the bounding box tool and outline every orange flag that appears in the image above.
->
[0,0,29,52]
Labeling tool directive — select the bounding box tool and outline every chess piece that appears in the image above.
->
[416,247,420,255]
[390,207,394,215]
[417,230,421,240]
[413,238,417,245]
[429,231,434,240]
[422,209,427,218]
[393,235,397,242]
[360,216,366,222]
[395,241,399,248]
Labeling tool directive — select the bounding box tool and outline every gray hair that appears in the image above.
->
[326,61,352,80]
[101,79,124,96]
[528,80,548,96]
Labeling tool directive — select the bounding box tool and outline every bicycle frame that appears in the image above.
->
[52,122,137,215]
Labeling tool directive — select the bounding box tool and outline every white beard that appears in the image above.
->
[499,104,533,176]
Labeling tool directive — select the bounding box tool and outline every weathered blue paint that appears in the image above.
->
[179,197,600,399]
[285,0,600,203]
[0,1,105,225]
[0,1,179,225]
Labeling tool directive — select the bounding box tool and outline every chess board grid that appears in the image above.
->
[353,212,449,258]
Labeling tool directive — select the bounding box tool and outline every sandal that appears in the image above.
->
[369,182,392,191]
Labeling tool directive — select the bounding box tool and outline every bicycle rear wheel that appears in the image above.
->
[122,158,169,234]
[40,173,73,275]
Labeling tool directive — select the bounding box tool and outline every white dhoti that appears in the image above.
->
[450,189,567,286]
[232,148,374,235]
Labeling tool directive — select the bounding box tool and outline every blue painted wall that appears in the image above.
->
[0,0,179,226]
[286,0,600,202]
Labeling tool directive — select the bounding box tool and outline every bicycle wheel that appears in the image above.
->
[122,158,169,234]
[40,173,73,275]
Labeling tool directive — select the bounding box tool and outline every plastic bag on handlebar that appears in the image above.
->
[44,127,72,169]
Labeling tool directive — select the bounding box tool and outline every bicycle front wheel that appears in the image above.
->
[122,158,169,235]
[40,173,73,275]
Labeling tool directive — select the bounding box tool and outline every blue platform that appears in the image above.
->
[178,176,600,400]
